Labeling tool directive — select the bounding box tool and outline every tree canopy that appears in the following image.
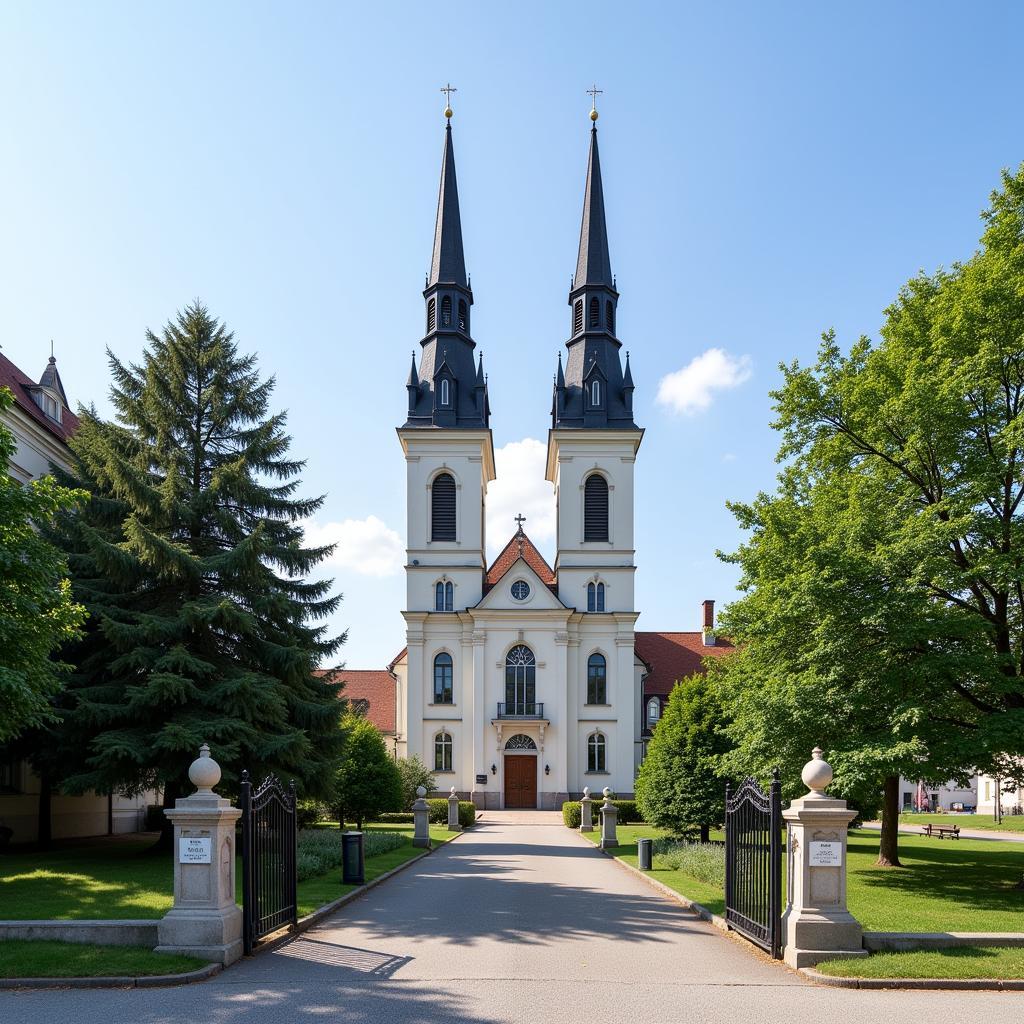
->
[714,166,1024,864]
[51,303,346,818]
[0,388,86,742]
[334,715,403,828]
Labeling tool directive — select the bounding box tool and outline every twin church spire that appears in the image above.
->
[402,95,637,433]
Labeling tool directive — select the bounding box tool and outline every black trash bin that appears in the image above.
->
[342,830,365,885]
[637,837,653,871]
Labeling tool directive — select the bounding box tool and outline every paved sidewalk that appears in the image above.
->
[863,821,1024,843]
[4,818,1023,1023]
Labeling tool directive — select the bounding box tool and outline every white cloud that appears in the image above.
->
[486,438,555,559]
[721,452,738,463]
[656,347,753,415]
[304,515,404,577]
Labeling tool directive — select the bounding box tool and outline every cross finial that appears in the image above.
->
[440,82,457,120]
[587,83,603,122]
[514,513,526,531]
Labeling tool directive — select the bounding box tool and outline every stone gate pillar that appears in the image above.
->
[156,744,243,965]
[781,747,867,969]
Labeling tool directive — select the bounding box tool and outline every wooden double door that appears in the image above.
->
[504,755,537,808]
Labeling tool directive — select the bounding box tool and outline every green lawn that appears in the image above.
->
[0,940,206,978]
[896,813,1024,834]
[581,825,1024,931]
[817,946,1024,980]
[0,824,456,921]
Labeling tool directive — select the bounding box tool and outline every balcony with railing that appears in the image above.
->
[496,702,545,719]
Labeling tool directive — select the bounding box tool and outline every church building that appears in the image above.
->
[342,104,732,809]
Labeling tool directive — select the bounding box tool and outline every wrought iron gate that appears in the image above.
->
[240,771,298,955]
[724,772,783,959]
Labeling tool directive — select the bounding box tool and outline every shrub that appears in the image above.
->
[397,755,436,811]
[562,799,642,828]
[294,827,407,881]
[376,812,414,824]
[652,839,725,887]
[335,716,403,827]
[297,799,330,828]
[427,798,476,827]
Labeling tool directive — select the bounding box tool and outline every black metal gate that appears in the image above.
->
[724,772,783,959]
[240,771,298,955]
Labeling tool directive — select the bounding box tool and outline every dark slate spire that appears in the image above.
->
[429,124,468,287]
[552,116,637,431]
[39,353,68,406]
[574,127,613,289]
[402,111,487,429]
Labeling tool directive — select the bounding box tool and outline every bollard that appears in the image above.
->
[599,787,618,849]
[412,785,431,848]
[580,786,594,832]
[447,786,462,832]
[637,837,653,871]
[342,830,365,885]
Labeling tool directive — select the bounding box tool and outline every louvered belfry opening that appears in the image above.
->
[589,297,599,327]
[458,299,467,331]
[573,299,583,335]
[606,300,614,335]
[441,295,452,326]
[427,297,436,333]
[583,473,609,541]
[431,472,457,541]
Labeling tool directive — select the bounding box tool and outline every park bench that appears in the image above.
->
[921,823,960,839]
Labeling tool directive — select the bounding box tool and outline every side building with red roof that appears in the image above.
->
[1,349,157,844]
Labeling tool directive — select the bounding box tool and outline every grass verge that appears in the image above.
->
[0,940,205,978]
[895,813,1024,834]
[816,946,1024,979]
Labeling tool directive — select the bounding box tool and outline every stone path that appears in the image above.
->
[4,817,1023,1022]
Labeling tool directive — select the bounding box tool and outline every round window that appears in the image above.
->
[511,580,530,601]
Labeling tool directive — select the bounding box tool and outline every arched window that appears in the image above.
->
[596,582,605,611]
[591,380,601,406]
[427,297,436,333]
[435,580,454,612]
[647,697,661,727]
[587,581,596,612]
[573,299,583,335]
[505,734,537,750]
[587,732,606,773]
[606,301,614,334]
[583,473,609,542]
[589,296,599,327]
[458,299,467,331]
[587,653,607,705]
[434,731,453,772]
[504,644,536,716]
[433,652,453,704]
[441,295,452,326]
[431,473,456,541]
[440,378,450,406]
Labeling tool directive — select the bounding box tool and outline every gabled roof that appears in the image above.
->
[635,631,735,697]
[316,668,397,735]
[0,351,79,444]
[485,528,556,591]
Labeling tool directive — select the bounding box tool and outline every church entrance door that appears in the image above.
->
[504,755,537,809]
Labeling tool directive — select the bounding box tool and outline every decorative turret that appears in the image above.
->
[552,103,637,430]
[403,99,488,429]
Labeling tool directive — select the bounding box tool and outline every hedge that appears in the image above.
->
[562,799,642,829]
[427,799,476,828]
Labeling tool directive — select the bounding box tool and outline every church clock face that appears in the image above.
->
[511,580,530,601]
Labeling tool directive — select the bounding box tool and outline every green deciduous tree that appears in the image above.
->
[714,165,1024,865]
[334,716,403,828]
[396,754,436,811]
[52,304,346,842]
[0,387,86,742]
[634,674,732,841]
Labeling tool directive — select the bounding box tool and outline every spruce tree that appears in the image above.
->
[634,674,732,841]
[54,303,346,835]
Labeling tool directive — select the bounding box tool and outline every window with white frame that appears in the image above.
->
[435,580,454,611]
[586,653,607,704]
[440,378,450,406]
[587,732,606,773]
[433,652,453,704]
[587,581,605,612]
[434,731,453,772]
[647,697,661,728]
[591,380,601,406]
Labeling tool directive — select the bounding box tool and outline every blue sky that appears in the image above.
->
[2,2,1022,667]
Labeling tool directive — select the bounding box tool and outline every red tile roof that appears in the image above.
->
[316,668,397,734]
[635,631,735,697]
[0,351,79,444]
[485,529,556,589]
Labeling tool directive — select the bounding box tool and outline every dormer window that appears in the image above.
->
[32,390,62,424]
[591,380,601,406]
[440,378,450,406]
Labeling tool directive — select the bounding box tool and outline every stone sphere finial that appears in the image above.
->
[801,746,833,794]
[188,743,221,792]
[602,786,611,799]
[416,785,427,798]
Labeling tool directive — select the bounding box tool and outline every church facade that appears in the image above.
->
[372,109,720,810]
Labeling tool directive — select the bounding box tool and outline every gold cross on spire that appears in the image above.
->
[587,83,603,122]
[440,82,457,120]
